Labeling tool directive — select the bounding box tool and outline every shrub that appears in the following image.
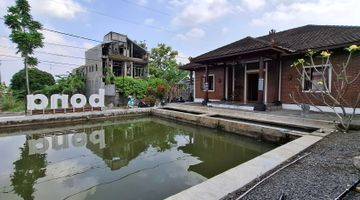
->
[115,77,148,99]
[143,96,156,107]
[147,77,168,99]
[115,77,170,101]
[156,84,166,99]
[1,92,24,112]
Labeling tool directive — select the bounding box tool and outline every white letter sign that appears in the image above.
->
[27,94,48,110]
[27,89,105,112]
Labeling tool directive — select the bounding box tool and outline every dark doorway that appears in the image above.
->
[247,73,258,102]
[113,61,124,76]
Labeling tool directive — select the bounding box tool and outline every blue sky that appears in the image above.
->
[0,0,359,84]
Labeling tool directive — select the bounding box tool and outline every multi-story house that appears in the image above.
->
[74,32,149,98]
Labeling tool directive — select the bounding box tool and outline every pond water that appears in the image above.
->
[0,117,278,200]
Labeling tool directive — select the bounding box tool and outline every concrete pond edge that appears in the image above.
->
[165,135,323,200]
[0,106,335,200]
[152,106,333,200]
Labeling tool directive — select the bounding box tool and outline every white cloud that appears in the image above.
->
[144,18,155,25]
[36,30,86,75]
[176,27,206,41]
[172,0,234,27]
[137,0,148,6]
[221,27,229,35]
[0,0,13,16]
[0,28,88,84]
[251,0,360,29]
[82,42,94,49]
[30,0,86,20]
[176,51,190,64]
[0,36,23,84]
[169,0,187,7]
[242,0,265,11]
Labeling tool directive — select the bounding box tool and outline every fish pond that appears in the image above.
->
[0,117,278,200]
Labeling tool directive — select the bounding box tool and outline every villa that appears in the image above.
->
[181,25,360,112]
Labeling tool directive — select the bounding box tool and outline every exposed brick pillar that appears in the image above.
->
[255,57,266,111]
[203,65,209,105]
[189,70,194,101]
[223,65,227,101]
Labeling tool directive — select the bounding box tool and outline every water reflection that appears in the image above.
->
[28,130,105,155]
[86,122,178,170]
[11,136,47,200]
[1,117,278,200]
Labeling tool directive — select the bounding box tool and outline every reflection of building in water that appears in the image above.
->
[178,132,270,178]
[86,124,147,170]
[86,121,178,171]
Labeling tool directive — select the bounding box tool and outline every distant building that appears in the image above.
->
[74,32,149,98]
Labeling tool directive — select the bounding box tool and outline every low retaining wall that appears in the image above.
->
[166,104,334,130]
[0,108,152,132]
[152,108,312,142]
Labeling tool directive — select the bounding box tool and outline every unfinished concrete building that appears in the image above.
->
[74,32,149,98]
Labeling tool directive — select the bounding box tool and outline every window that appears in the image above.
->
[202,74,215,92]
[134,67,144,77]
[302,64,331,92]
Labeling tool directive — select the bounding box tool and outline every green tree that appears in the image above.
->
[41,73,86,97]
[148,44,189,101]
[10,68,55,99]
[4,0,44,96]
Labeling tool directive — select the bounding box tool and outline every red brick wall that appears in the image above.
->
[267,60,280,103]
[194,63,281,103]
[195,67,225,100]
[281,52,360,107]
[192,51,359,106]
[234,67,245,102]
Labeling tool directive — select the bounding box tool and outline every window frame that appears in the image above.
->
[202,74,215,92]
[302,64,332,93]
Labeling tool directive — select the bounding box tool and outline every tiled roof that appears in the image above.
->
[192,25,360,62]
[179,62,206,70]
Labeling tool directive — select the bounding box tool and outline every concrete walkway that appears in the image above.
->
[176,103,360,125]
[164,103,336,130]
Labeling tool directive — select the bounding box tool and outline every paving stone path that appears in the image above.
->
[223,131,360,200]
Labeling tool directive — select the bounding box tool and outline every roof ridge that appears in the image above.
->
[191,36,252,58]
[256,24,311,39]
[306,24,360,28]
[257,24,360,39]
[250,37,273,45]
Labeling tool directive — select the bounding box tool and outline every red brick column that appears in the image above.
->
[203,65,209,104]
[255,57,266,111]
